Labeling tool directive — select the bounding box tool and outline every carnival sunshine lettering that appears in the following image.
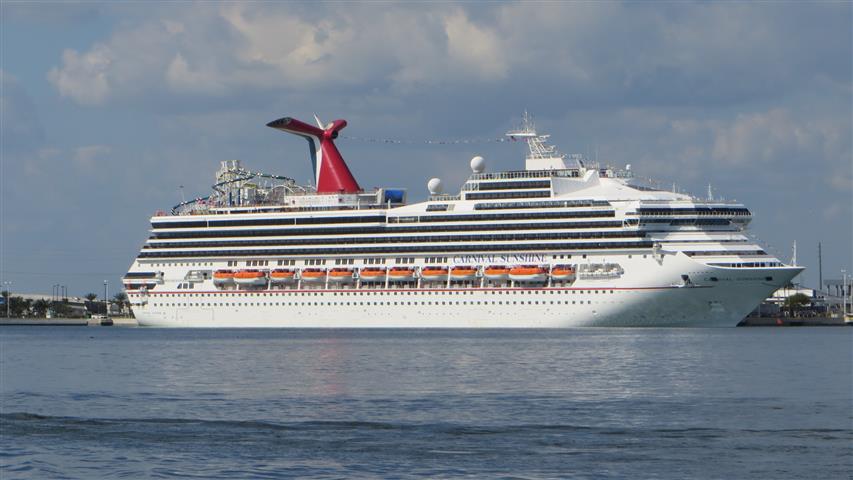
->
[452,254,547,264]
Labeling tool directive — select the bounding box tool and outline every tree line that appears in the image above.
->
[0,291,129,318]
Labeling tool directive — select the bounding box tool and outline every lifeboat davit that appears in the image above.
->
[234,269,268,286]
[484,265,510,281]
[359,267,387,282]
[388,267,416,281]
[450,266,478,281]
[509,265,548,282]
[328,268,356,283]
[550,265,576,281]
[269,269,296,283]
[300,269,326,283]
[213,270,236,286]
[421,266,448,282]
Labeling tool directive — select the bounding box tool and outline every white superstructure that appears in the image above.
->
[124,114,802,327]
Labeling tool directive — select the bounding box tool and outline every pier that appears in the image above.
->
[0,317,138,327]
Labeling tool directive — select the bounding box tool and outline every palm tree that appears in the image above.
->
[784,293,811,317]
[32,299,50,317]
[113,292,128,314]
[84,293,98,302]
[16,298,32,317]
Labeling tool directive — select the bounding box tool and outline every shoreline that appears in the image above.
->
[1,317,849,327]
[0,317,138,327]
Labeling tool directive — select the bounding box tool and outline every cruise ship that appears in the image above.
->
[124,113,802,327]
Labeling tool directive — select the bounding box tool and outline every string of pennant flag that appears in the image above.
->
[341,135,522,145]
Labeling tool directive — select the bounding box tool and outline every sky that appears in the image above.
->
[1,1,851,298]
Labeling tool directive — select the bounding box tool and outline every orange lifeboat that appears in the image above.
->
[388,267,416,281]
[550,265,576,281]
[269,269,296,283]
[328,268,356,283]
[359,267,387,282]
[450,266,478,281]
[509,265,548,282]
[484,265,510,280]
[421,266,449,282]
[213,270,235,286]
[234,269,268,286]
[300,268,326,282]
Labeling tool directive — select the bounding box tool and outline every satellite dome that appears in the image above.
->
[470,156,485,173]
[427,178,443,195]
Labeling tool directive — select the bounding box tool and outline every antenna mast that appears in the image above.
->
[791,241,798,267]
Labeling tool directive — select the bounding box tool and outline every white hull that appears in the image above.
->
[132,258,801,328]
[126,113,802,329]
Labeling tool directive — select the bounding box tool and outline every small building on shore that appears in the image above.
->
[751,282,851,318]
[823,279,851,313]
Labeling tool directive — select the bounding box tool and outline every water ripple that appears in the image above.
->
[2,327,850,479]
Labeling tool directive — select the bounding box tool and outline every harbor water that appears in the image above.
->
[1,327,850,479]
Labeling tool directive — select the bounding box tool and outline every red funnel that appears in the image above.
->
[267,116,361,194]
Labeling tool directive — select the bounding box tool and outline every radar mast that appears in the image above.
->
[506,111,579,171]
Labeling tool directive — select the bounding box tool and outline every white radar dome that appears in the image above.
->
[470,156,486,173]
[427,178,443,195]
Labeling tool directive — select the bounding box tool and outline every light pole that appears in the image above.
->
[842,270,848,319]
[2,281,10,318]
[103,280,109,316]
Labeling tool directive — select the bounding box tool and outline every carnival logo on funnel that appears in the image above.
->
[267,116,361,194]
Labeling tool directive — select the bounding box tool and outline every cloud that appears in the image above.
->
[48,45,113,105]
[711,109,814,165]
[0,71,44,150]
[0,2,103,25]
[165,53,226,94]
[444,11,507,80]
[73,145,112,170]
[46,14,216,105]
[43,2,851,123]
[22,148,60,177]
[828,173,852,192]
[16,146,112,177]
[47,4,508,104]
